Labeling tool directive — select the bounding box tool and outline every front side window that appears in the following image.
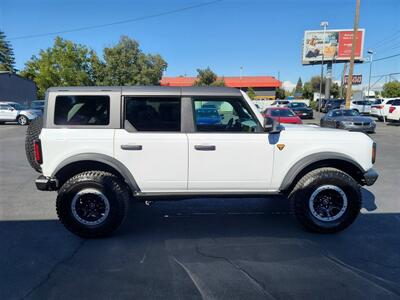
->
[193,97,259,132]
[125,97,181,131]
[54,95,110,125]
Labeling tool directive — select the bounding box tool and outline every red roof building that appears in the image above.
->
[160,76,282,100]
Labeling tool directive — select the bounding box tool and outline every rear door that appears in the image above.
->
[114,95,188,192]
[187,96,274,192]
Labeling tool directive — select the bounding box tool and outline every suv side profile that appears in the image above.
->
[0,101,42,125]
[28,86,378,238]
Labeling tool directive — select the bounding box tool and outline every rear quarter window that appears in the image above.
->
[54,96,110,125]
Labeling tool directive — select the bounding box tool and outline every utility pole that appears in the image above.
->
[340,63,348,98]
[367,49,374,99]
[240,66,243,90]
[318,21,328,111]
[345,0,361,108]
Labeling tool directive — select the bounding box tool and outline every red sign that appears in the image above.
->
[338,31,363,59]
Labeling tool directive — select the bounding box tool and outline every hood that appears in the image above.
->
[335,116,373,122]
[19,108,42,116]
[283,124,341,132]
[291,107,311,112]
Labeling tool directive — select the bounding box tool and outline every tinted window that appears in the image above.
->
[343,110,359,116]
[9,103,25,110]
[392,99,400,106]
[193,98,259,132]
[125,97,181,131]
[289,102,306,108]
[54,96,110,125]
[331,110,342,117]
[270,109,295,117]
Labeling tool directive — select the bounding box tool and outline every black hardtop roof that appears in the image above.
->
[47,86,242,97]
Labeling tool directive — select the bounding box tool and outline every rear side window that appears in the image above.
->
[392,99,400,106]
[54,96,110,125]
[125,97,181,131]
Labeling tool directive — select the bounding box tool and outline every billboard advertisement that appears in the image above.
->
[344,74,362,85]
[302,29,365,65]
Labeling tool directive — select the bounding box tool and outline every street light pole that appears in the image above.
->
[318,21,328,111]
[367,49,374,101]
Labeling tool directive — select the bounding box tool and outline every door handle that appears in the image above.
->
[121,144,142,151]
[194,145,216,151]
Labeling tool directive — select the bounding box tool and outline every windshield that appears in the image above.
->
[270,109,295,117]
[8,103,25,110]
[343,110,360,116]
[289,103,306,108]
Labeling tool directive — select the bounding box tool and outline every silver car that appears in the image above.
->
[0,102,42,125]
[320,109,376,133]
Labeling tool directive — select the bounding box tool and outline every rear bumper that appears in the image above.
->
[362,168,379,186]
[35,175,58,191]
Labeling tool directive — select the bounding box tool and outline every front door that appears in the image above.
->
[187,97,274,192]
[0,105,17,121]
[114,96,188,192]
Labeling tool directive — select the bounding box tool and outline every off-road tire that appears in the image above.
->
[56,171,129,238]
[290,167,361,233]
[25,117,43,173]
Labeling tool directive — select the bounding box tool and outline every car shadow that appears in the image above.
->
[1,192,399,299]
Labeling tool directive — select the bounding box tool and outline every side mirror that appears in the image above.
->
[264,117,281,133]
[9,107,15,111]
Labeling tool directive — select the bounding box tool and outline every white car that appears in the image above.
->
[340,100,372,114]
[0,101,42,125]
[387,99,400,122]
[370,98,398,120]
[271,100,290,107]
[26,86,378,238]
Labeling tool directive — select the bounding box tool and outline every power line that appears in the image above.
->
[373,53,400,62]
[368,30,400,49]
[371,72,400,78]
[9,0,223,41]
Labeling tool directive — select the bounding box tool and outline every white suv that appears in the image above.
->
[387,99,400,122]
[0,101,42,125]
[341,100,372,114]
[370,98,397,121]
[27,86,378,238]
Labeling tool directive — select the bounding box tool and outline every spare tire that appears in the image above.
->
[25,116,43,173]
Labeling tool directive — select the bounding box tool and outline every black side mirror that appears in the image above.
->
[264,117,281,133]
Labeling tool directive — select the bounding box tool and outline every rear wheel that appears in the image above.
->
[290,168,361,233]
[17,115,28,125]
[56,171,129,238]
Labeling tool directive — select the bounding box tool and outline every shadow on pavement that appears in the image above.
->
[1,194,399,300]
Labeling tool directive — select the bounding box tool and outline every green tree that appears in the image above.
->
[193,67,225,86]
[0,31,16,72]
[20,37,99,98]
[275,87,285,99]
[97,36,167,86]
[247,87,256,99]
[302,82,313,100]
[330,82,340,98]
[294,77,303,95]
[382,81,400,98]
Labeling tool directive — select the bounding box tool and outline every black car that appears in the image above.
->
[287,102,313,119]
[322,99,345,113]
[320,109,376,133]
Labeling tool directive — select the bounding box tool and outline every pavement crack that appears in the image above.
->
[195,246,276,299]
[20,239,86,300]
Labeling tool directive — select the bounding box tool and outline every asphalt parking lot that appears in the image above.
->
[1,118,399,300]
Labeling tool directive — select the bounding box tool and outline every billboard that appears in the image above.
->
[302,29,365,65]
[344,75,362,85]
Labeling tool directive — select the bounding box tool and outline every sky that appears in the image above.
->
[1,0,399,91]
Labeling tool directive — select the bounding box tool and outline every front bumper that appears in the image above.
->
[35,175,58,191]
[362,168,379,186]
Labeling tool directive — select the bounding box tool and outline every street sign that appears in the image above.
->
[344,74,362,85]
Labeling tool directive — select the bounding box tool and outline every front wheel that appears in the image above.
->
[17,115,29,125]
[56,171,129,238]
[290,168,361,233]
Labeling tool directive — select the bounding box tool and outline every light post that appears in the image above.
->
[318,21,328,111]
[366,49,374,117]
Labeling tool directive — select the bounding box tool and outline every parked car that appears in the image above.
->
[287,102,313,119]
[271,100,290,107]
[322,99,345,113]
[263,107,302,124]
[27,86,378,237]
[320,109,376,133]
[387,99,400,123]
[340,100,372,114]
[30,100,45,112]
[0,101,42,125]
[371,98,397,121]
[195,107,222,125]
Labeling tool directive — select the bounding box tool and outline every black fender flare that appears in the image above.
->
[279,152,365,191]
[52,153,140,192]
